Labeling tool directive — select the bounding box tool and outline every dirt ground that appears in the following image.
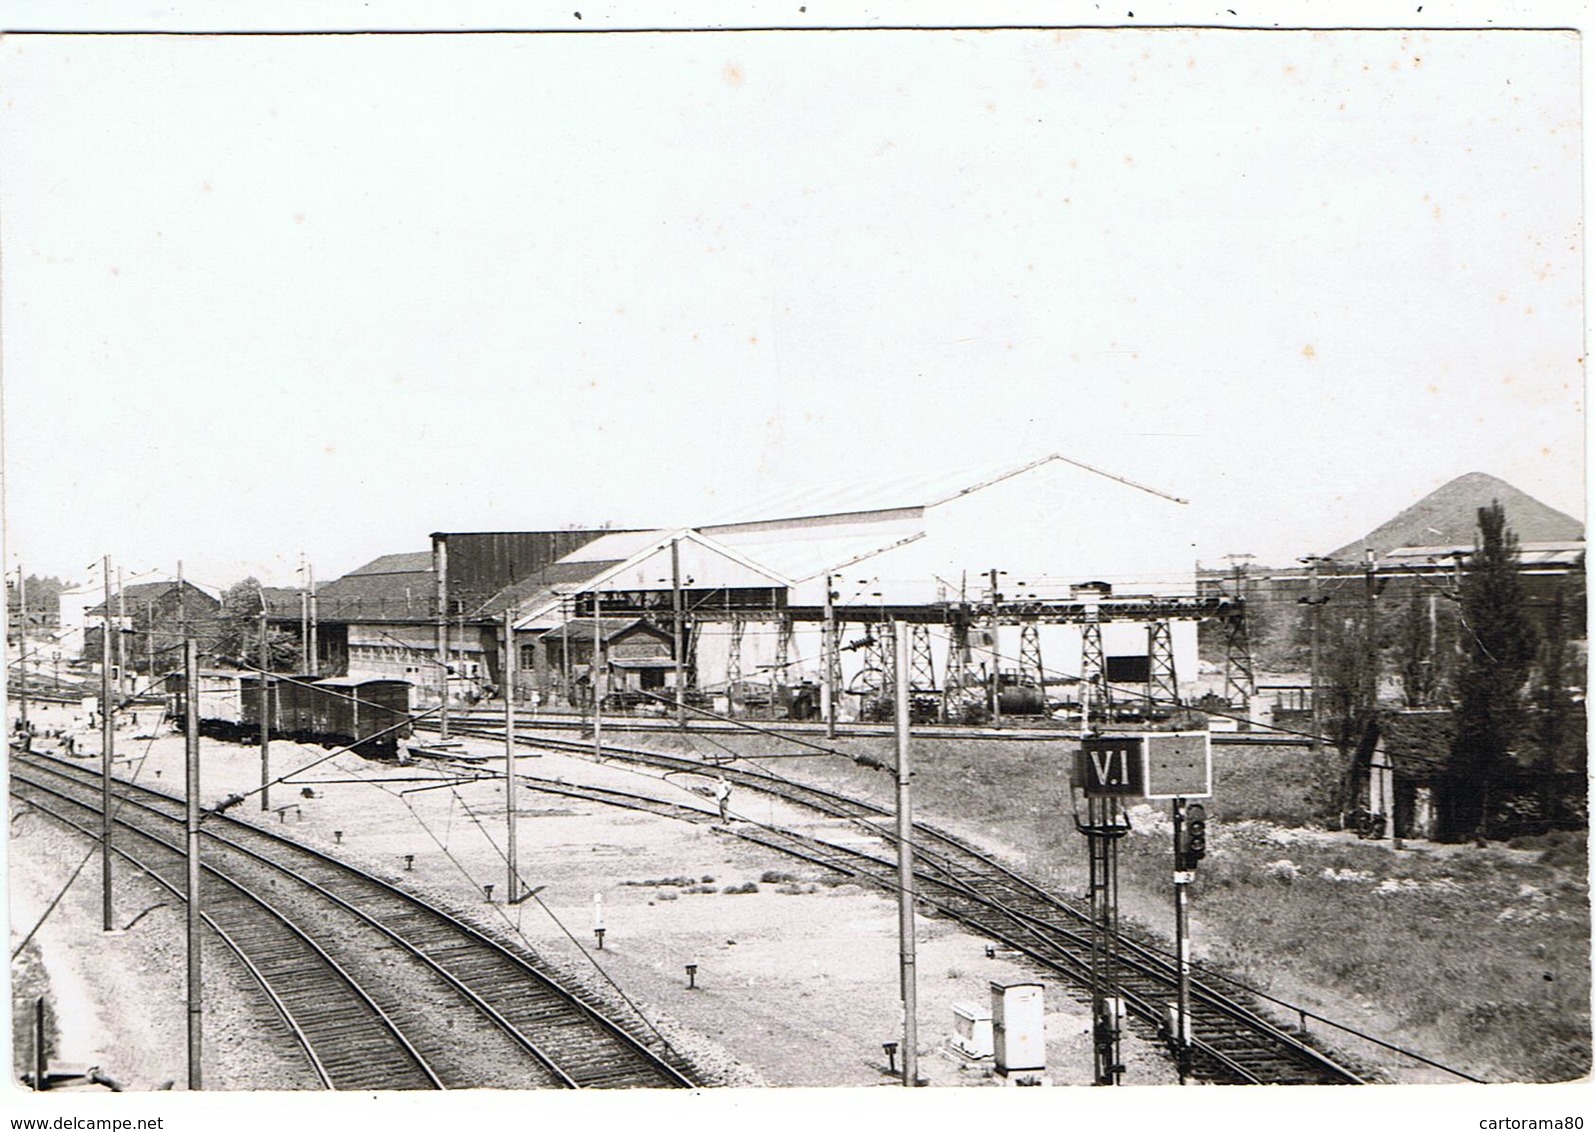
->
[8,700,1179,1091]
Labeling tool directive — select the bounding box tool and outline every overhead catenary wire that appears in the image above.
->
[315,754,688,1063]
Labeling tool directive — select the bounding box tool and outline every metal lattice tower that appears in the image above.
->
[774,614,793,684]
[868,621,896,699]
[1223,610,1256,704]
[1148,620,1180,708]
[1019,622,1045,692]
[908,623,937,692]
[1081,618,1108,724]
[943,622,975,720]
[725,613,744,713]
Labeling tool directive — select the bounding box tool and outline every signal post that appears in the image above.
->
[1075,729,1211,1085]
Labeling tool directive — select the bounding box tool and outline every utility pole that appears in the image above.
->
[1299,556,1326,754]
[146,601,156,684]
[988,568,1003,726]
[1172,799,1194,1084]
[893,621,919,1087]
[184,636,203,1090]
[504,607,519,903]
[259,611,271,813]
[434,537,450,740]
[561,601,572,708]
[299,554,310,673]
[100,556,115,933]
[307,561,318,677]
[176,560,185,634]
[116,566,127,695]
[821,573,837,738]
[16,567,28,735]
[592,591,604,761]
[671,537,686,729]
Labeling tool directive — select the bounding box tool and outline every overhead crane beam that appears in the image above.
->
[786,594,1237,625]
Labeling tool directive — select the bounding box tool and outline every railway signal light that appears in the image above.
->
[1174,801,1208,871]
[1186,803,1207,862]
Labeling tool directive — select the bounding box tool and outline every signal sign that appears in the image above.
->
[1077,732,1213,800]
[1078,737,1146,797]
[1141,733,1212,800]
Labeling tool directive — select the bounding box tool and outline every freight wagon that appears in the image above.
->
[170,670,413,759]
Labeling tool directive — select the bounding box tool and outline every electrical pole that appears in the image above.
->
[299,554,310,673]
[1300,556,1324,754]
[259,612,271,813]
[671,537,686,729]
[100,556,115,933]
[116,566,127,695]
[16,567,28,735]
[308,561,317,677]
[592,591,604,761]
[504,607,519,902]
[988,568,1003,726]
[561,602,571,709]
[1172,799,1193,1084]
[434,537,450,740]
[146,601,156,684]
[893,621,918,1087]
[822,573,837,738]
[184,635,203,1090]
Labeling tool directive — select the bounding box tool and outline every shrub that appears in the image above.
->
[722,882,759,895]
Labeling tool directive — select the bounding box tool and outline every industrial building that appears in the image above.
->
[307,454,1221,724]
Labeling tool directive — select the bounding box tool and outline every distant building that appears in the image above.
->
[83,580,221,677]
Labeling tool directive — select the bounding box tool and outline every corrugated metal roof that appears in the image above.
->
[316,564,436,622]
[710,526,926,583]
[348,552,434,575]
[557,530,671,563]
[531,616,658,640]
[696,452,1185,527]
[474,560,622,618]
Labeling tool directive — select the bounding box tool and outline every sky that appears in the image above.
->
[1,15,1585,592]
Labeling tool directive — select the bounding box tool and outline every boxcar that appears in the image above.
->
[308,676,412,758]
[166,670,248,739]
[272,674,323,739]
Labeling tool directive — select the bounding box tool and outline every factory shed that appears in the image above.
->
[693,453,1204,707]
[700,452,1199,604]
[505,530,791,706]
[316,553,436,623]
[316,551,476,692]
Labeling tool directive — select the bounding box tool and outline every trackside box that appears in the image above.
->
[1076,731,1212,799]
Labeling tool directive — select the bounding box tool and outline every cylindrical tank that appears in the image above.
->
[995,683,1046,715]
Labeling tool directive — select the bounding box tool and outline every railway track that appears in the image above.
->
[10,750,699,1091]
[423,719,1368,1084]
[439,709,1312,746]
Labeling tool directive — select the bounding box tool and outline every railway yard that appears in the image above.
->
[10,695,1585,1092]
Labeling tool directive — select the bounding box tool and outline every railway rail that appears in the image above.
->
[419,719,1370,1085]
[10,750,699,1091]
[438,709,1313,746]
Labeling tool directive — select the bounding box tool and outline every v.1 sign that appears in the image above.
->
[1078,737,1145,797]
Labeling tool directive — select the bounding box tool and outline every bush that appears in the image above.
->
[722,882,759,895]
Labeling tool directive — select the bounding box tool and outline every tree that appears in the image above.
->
[214,578,298,671]
[1321,602,1381,821]
[1438,502,1538,841]
[1394,585,1439,708]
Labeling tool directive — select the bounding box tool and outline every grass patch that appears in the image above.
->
[608,726,1590,1082]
